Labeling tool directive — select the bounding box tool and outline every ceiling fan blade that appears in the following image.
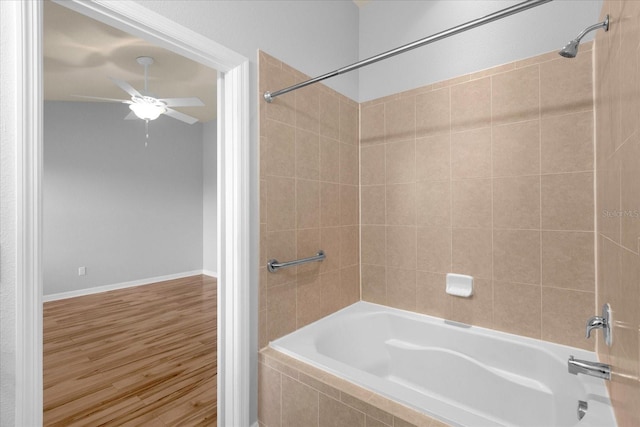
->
[71,94,130,103]
[124,111,138,120]
[109,77,142,98]
[157,97,205,107]
[164,108,199,125]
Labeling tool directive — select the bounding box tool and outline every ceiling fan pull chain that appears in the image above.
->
[145,119,149,148]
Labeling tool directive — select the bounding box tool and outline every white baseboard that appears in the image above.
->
[43,270,208,302]
[202,269,218,278]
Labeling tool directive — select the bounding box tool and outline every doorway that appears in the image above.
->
[12,1,252,425]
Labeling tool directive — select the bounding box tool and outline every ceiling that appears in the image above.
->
[43,0,217,123]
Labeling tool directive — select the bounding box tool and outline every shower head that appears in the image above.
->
[559,39,580,58]
[559,15,609,58]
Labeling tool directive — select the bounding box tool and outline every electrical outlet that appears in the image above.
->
[78,266,86,276]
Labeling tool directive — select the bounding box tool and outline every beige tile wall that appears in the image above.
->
[360,45,596,350]
[259,52,360,348]
[594,2,640,426]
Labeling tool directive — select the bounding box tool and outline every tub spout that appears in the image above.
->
[568,356,611,380]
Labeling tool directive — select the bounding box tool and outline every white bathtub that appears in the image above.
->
[271,302,616,427]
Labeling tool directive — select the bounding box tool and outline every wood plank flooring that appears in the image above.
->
[43,275,217,426]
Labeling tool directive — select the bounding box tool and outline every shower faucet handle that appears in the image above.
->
[585,303,612,347]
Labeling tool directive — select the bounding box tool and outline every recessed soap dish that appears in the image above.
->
[446,273,473,297]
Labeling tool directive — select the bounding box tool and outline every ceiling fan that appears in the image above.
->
[74,56,204,125]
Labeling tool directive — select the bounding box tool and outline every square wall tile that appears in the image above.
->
[542,287,594,350]
[360,102,385,145]
[296,179,320,229]
[416,271,450,318]
[340,225,359,268]
[416,134,451,182]
[340,100,359,145]
[598,155,621,243]
[417,227,452,273]
[416,87,450,137]
[320,136,340,183]
[362,264,387,305]
[452,227,492,279]
[296,129,320,180]
[297,228,320,275]
[361,185,386,225]
[416,180,451,227]
[493,229,541,285]
[362,225,386,266]
[282,375,319,427]
[450,279,493,329]
[319,90,340,140]
[386,140,416,184]
[541,111,594,174]
[452,179,492,228]
[320,182,340,227]
[262,61,296,126]
[386,226,417,270]
[340,184,359,226]
[267,282,297,342]
[492,120,540,177]
[540,55,593,117]
[541,231,595,291]
[386,268,416,311]
[258,362,282,427]
[492,65,540,125]
[297,273,323,328]
[320,227,341,273]
[494,281,541,339]
[319,394,365,427]
[385,96,415,143]
[386,183,416,226]
[296,84,320,133]
[267,176,296,231]
[267,230,297,288]
[340,265,361,307]
[360,144,386,186]
[265,119,296,177]
[492,176,541,230]
[451,77,491,132]
[541,172,594,231]
[620,135,640,253]
[340,143,359,185]
[451,127,491,179]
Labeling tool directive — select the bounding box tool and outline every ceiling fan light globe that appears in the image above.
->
[129,103,166,121]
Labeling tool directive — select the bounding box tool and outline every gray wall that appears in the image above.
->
[203,120,217,274]
[359,0,603,101]
[43,101,204,296]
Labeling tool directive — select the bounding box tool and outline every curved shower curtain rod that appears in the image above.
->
[263,0,553,103]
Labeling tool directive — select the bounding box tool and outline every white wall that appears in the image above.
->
[43,101,204,296]
[202,120,217,274]
[359,0,604,101]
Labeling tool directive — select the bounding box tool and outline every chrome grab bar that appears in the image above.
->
[267,250,325,273]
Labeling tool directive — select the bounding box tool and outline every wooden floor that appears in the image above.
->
[43,275,217,426]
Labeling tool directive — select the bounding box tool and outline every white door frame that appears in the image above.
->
[15,1,252,425]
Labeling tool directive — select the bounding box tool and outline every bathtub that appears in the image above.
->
[270,302,616,427]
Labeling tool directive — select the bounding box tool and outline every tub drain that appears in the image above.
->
[577,400,588,421]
